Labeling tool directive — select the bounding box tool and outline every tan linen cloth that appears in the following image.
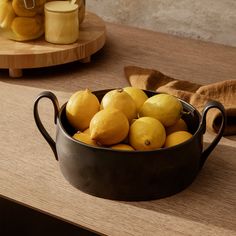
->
[124,66,236,136]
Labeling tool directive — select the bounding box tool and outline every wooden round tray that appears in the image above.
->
[0,12,106,77]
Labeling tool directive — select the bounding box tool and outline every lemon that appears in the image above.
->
[11,16,44,40]
[0,1,7,24]
[66,89,100,131]
[165,118,188,135]
[0,2,15,29]
[139,94,183,127]
[164,131,193,148]
[110,144,134,151]
[129,117,166,151]
[73,132,99,147]
[90,108,129,146]
[123,87,148,111]
[100,88,137,122]
[12,0,37,17]
[83,128,90,135]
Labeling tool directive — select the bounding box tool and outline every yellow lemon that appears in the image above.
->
[100,88,137,122]
[129,117,166,151]
[139,94,183,127]
[164,131,193,148]
[90,108,129,146]
[0,1,7,23]
[123,87,148,111]
[11,16,44,41]
[0,2,15,29]
[12,0,37,17]
[110,144,135,151]
[66,89,100,131]
[165,118,188,135]
[83,128,90,135]
[73,132,99,147]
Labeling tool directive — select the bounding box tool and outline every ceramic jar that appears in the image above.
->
[77,0,85,24]
[45,1,78,44]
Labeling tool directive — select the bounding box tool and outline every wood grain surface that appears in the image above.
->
[0,12,106,69]
[0,21,236,235]
[0,82,235,236]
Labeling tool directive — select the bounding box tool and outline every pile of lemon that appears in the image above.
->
[0,0,44,41]
[66,88,193,151]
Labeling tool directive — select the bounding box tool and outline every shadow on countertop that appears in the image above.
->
[124,143,236,232]
[0,197,99,236]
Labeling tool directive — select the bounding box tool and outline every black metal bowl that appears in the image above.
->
[34,89,226,201]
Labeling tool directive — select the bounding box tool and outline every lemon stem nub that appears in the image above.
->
[117,88,124,93]
[145,140,151,146]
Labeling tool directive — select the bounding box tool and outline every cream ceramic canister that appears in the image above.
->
[44,1,79,44]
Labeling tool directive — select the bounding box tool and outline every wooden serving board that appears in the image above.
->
[0,12,106,78]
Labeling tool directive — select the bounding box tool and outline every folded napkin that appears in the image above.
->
[124,66,236,136]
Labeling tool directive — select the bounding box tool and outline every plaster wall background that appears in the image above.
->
[86,0,236,47]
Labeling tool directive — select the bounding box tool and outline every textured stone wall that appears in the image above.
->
[86,0,236,47]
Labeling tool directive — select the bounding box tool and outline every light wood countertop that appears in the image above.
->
[0,20,236,236]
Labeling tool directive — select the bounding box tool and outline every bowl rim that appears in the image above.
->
[57,89,203,153]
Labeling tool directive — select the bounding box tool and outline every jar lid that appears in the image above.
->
[45,1,78,13]
[24,0,35,9]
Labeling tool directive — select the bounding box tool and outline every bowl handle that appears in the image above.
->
[33,91,60,161]
[199,100,226,169]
